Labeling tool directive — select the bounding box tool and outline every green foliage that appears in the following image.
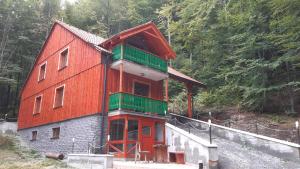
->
[0,0,299,116]
[162,0,300,114]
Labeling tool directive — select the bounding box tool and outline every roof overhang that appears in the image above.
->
[168,67,206,88]
[101,22,176,60]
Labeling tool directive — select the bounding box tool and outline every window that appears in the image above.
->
[52,127,60,139]
[31,131,37,141]
[54,85,65,108]
[58,48,68,70]
[134,82,150,97]
[109,119,125,141]
[128,120,138,140]
[155,122,163,142]
[38,62,47,81]
[33,95,42,114]
[142,126,151,136]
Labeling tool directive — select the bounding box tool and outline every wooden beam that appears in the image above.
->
[165,79,169,102]
[119,26,152,39]
[186,83,193,118]
[143,30,161,39]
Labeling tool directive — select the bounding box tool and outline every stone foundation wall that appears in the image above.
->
[18,114,107,155]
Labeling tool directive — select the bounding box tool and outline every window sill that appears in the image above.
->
[58,66,67,71]
[33,113,40,116]
[53,105,63,109]
[38,78,45,83]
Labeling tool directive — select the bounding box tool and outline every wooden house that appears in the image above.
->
[18,21,204,159]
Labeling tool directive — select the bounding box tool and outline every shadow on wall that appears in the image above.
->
[173,135,207,165]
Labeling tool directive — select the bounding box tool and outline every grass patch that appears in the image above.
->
[0,134,71,169]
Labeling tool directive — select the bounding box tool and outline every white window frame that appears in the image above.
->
[58,46,69,70]
[53,84,65,108]
[38,61,47,82]
[33,94,43,115]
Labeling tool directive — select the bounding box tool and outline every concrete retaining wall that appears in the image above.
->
[166,123,218,169]
[68,154,113,169]
[0,121,17,134]
[171,113,300,162]
[18,114,107,156]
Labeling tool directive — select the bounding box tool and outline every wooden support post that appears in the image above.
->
[165,79,169,102]
[124,116,128,158]
[186,83,193,118]
[119,63,124,92]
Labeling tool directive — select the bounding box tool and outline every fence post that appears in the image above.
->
[255,122,258,134]
[208,119,212,144]
[295,121,299,144]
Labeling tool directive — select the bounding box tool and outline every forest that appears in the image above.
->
[0,0,299,118]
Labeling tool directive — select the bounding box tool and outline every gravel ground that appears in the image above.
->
[170,121,300,169]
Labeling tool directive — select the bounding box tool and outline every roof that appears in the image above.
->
[168,67,206,88]
[56,20,106,45]
[101,21,176,59]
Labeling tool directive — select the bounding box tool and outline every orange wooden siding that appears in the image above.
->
[107,69,164,101]
[18,24,104,129]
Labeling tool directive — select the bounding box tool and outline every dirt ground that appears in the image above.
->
[0,135,71,169]
[196,107,300,143]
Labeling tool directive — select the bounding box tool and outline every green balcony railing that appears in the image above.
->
[112,45,168,73]
[109,92,168,116]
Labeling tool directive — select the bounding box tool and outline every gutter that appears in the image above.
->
[99,51,111,153]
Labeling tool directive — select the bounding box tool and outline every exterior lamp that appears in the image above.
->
[295,121,299,129]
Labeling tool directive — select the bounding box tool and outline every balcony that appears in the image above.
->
[111,45,168,81]
[109,92,167,116]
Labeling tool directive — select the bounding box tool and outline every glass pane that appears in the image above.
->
[109,119,125,141]
[142,126,151,136]
[109,144,123,152]
[155,122,163,142]
[134,82,149,97]
[128,120,138,140]
[127,143,136,154]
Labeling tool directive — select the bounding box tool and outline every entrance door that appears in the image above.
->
[140,121,154,159]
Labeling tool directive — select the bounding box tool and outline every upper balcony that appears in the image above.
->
[111,44,168,81]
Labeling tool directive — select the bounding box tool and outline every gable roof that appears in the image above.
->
[56,20,106,45]
[101,21,176,59]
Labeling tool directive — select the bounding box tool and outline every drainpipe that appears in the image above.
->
[100,52,111,153]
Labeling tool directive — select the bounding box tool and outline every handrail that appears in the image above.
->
[112,44,167,73]
[109,91,166,103]
[125,44,164,61]
[109,92,167,115]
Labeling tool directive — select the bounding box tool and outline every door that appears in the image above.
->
[140,121,154,159]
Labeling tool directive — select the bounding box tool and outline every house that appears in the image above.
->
[18,21,205,159]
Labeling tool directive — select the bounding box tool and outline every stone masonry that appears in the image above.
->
[18,114,107,155]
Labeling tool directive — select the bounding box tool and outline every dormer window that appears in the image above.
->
[58,48,69,70]
[33,95,42,114]
[38,62,47,81]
